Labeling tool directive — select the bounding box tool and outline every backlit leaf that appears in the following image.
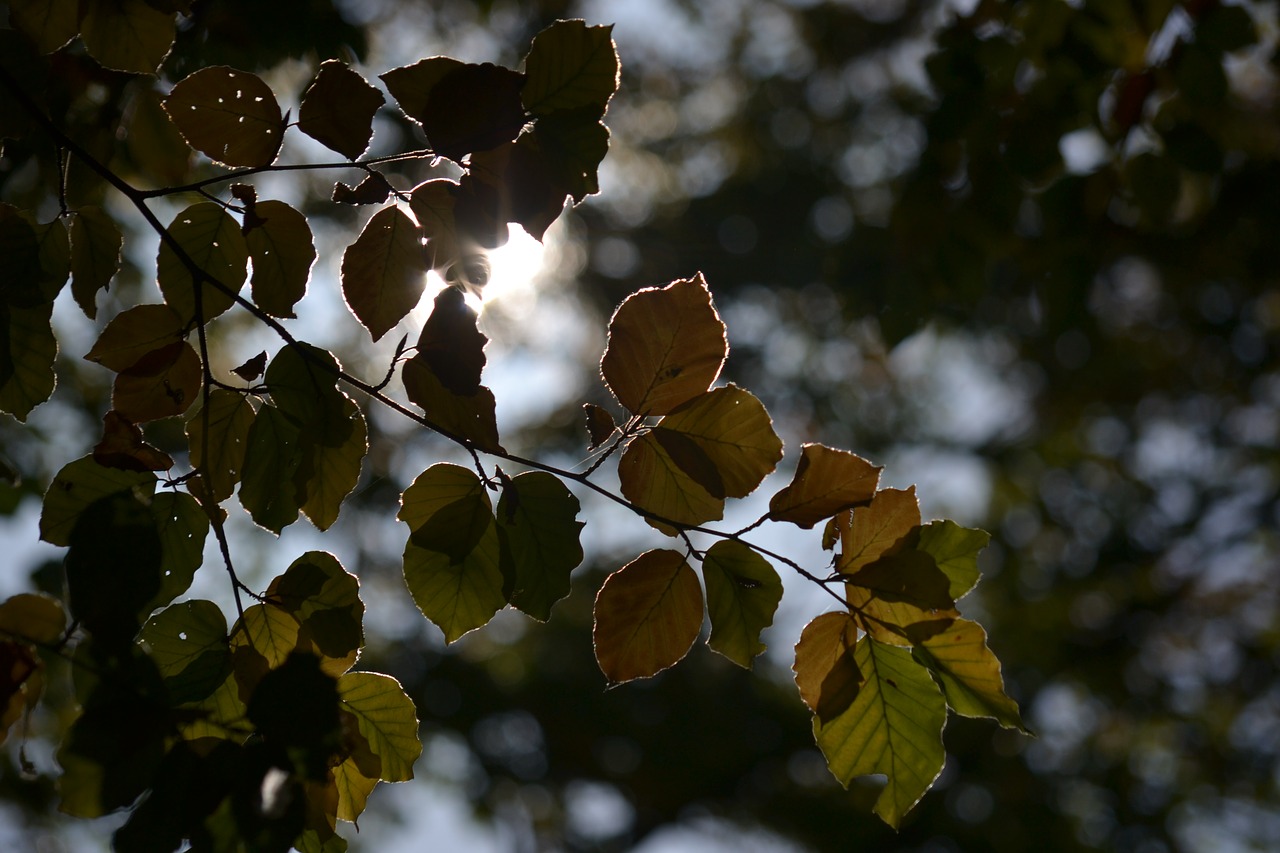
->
[340,206,426,341]
[702,540,782,668]
[403,532,504,644]
[337,672,422,782]
[592,549,703,683]
[0,303,57,421]
[111,340,202,422]
[40,456,155,547]
[769,443,882,528]
[138,600,229,704]
[264,343,352,446]
[70,207,122,319]
[398,463,487,532]
[402,354,503,453]
[0,593,66,645]
[8,0,79,54]
[239,404,303,533]
[466,137,569,242]
[147,491,209,615]
[156,203,249,324]
[793,611,862,722]
[298,397,367,532]
[913,618,1026,731]
[814,635,947,828]
[331,173,392,206]
[245,200,314,318]
[84,304,184,372]
[298,60,385,160]
[522,20,619,117]
[266,552,364,677]
[583,403,616,449]
[0,205,42,307]
[27,215,70,302]
[381,59,526,162]
[409,180,464,274]
[93,411,175,472]
[414,286,486,395]
[837,487,921,574]
[656,385,782,499]
[187,388,255,501]
[496,472,584,621]
[229,604,300,672]
[616,432,721,532]
[917,520,990,600]
[79,0,175,74]
[162,66,285,167]
[332,757,379,823]
[601,274,727,416]
[532,107,611,203]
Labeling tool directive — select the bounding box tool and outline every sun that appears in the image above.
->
[460,225,549,313]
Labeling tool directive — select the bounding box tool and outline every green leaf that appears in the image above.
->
[618,429,724,533]
[403,526,504,644]
[40,456,156,547]
[138,600,230,704]
[146,491,209,614]
[70,206,124,320]
[702,540,782,669]
[337,672,422,782]
[601,274,727,416]
[230,604,301,672]
[917,520,990,600]
[8,0,80,54]
[496,471,584,621]
[245,200,315,319]
[912,618,1027,731]
[381,59,526,163]
[655,385,783,499]
[84,304,184,372]
[340,205,426,342]
[398,464,487,531]
[111,340,202,422]
[266,551,364,677]
[79,0,175,75]
[522,20,619,117]
[402,355,503,453]
[187,388,256,502]
[846,549,953,612]
[298,60,385,160]
[298,397,367,532]
[813,635,947,828]
[264,342,351,444]
[331,757,380,823]
[162,66,285,166]
[0,205,42,308]
[0,303,57,421]
[239,404,304,533]
[769,443,882,528]
[592,549,704,683]
[156,203,249,324]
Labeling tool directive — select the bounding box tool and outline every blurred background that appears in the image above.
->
[2,0,1279,850]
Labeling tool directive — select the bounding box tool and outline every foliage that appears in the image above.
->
[0,5,1031,851]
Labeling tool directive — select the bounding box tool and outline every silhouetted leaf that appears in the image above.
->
[40,456,155,547]
[402,355,503,453]
[239,404,303,533]
[601,274,727,416]
[592,550,703,683]
[187,388,255,501]
[264,343,351,446]
[248,653,341,765]
[84,304,184,371]
[532,107,610,203]
[583,403,616,449]
[769,443,882,528]
[0,303,57,420]
[467,137,568,241]
[496,472,584,621]
[111,340,201,422]
[8,0,79,54]
[147,491,209,615]
[340,206,426,341]
[69,206,123,320]
[521,20,618,117]
[231,352,267,382]
[0,205,42,308]
[331,173,392,205]
[156,203,249,324]
[266,552,363,677]
[139,600,230,704]
[298,60,385,159]
[814,635,947,828]
[163,66,285,166]
[655,385,782,498]
[297,397,367,532]
[381,59,526,162]
[409,179,464,274]
[913,618,1027,731]
[94,411,174,472]
[415,286,486,396]
[702,540,781,668]
[245,200,314,318]
[80,0,175,74]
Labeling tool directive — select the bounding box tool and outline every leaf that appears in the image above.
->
[403,533,504,644]
[111,340,202,422]
[265,552,364,677]
[298,60,385,159]
[40,456,155,547]
[769,443,882,528]
[601,274,727,416]
[813,635,947,828]
[592,550,704,683]
[409,180,464,274]
[264,343,351,445]
[381,59,526,162]
[26,214,70,302]
[8,0,80,54]
[229,604,301,671]
[521,20,619,117]
[187,388,255,501]
[84,304,184,371]
[248,653,341,764]
[162,66,285,167]
[94,411,174,472]
[837,487,921,574]
[618,430,724,533]
[297,397,367,532]
[337,672,422,782]
[402,354,503,454]
[465,137,569,242]
[156,203,249,324]
[239,404,304,533]
[147,491,209,615]
[340,206,426,341]
[138,600,230,704]
[917,520,990,600]
[702,540,782,668]
[793,611,862,722]
[655,385,783,499]
[532,106,611,203]
[912,619,1027,731]
[70,206,123,320]
[0,303,57,421]
[583,403,616,449]
[0,205,42,308]
[245,200,315,318]
[0,593,67,645]
[332,757,380,823]
[331,173,392,205]
[414,286,486,395]
[79,0,175,75]
[496,472,584,621]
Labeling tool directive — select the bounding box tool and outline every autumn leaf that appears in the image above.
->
[298,60,385,160]
[769,443,882,528]
[655,385,783,498]
[837,486,921,574]
[521,20,619,117]
[593,550,704,683]
[341,206,426,342]
[912,619,1027,731]
[618,429,723,532]
[381,59,526,162]
[793,611,862,723]
[163,66,285,167]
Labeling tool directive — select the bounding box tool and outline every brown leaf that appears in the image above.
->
[162,66,285,168]
[793,611,862,722]
[769,443,882,528]
[583,403,616,450]
[112,341,202,423]
[340,206,426,341]
[298,60,385,160]
[415,287,486,396]
[592,550,703,683]
[232,351,267,382]
[332,173,393,206]
[93,411,174,472]
[382,59,526,163]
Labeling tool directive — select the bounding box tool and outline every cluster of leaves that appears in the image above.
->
[0,6,1025,849]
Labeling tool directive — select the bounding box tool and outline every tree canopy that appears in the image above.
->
[1,1,1278,851]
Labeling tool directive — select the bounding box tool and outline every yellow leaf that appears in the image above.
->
[230,604,300,670]
[618,430,723,533]
[912,618,1027,731]
[792,611,862,721]
[656,385,782,499]
[837,486,921,574]
[0,593,66,644]
[592,550,704,683]
[338,672,422,783]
